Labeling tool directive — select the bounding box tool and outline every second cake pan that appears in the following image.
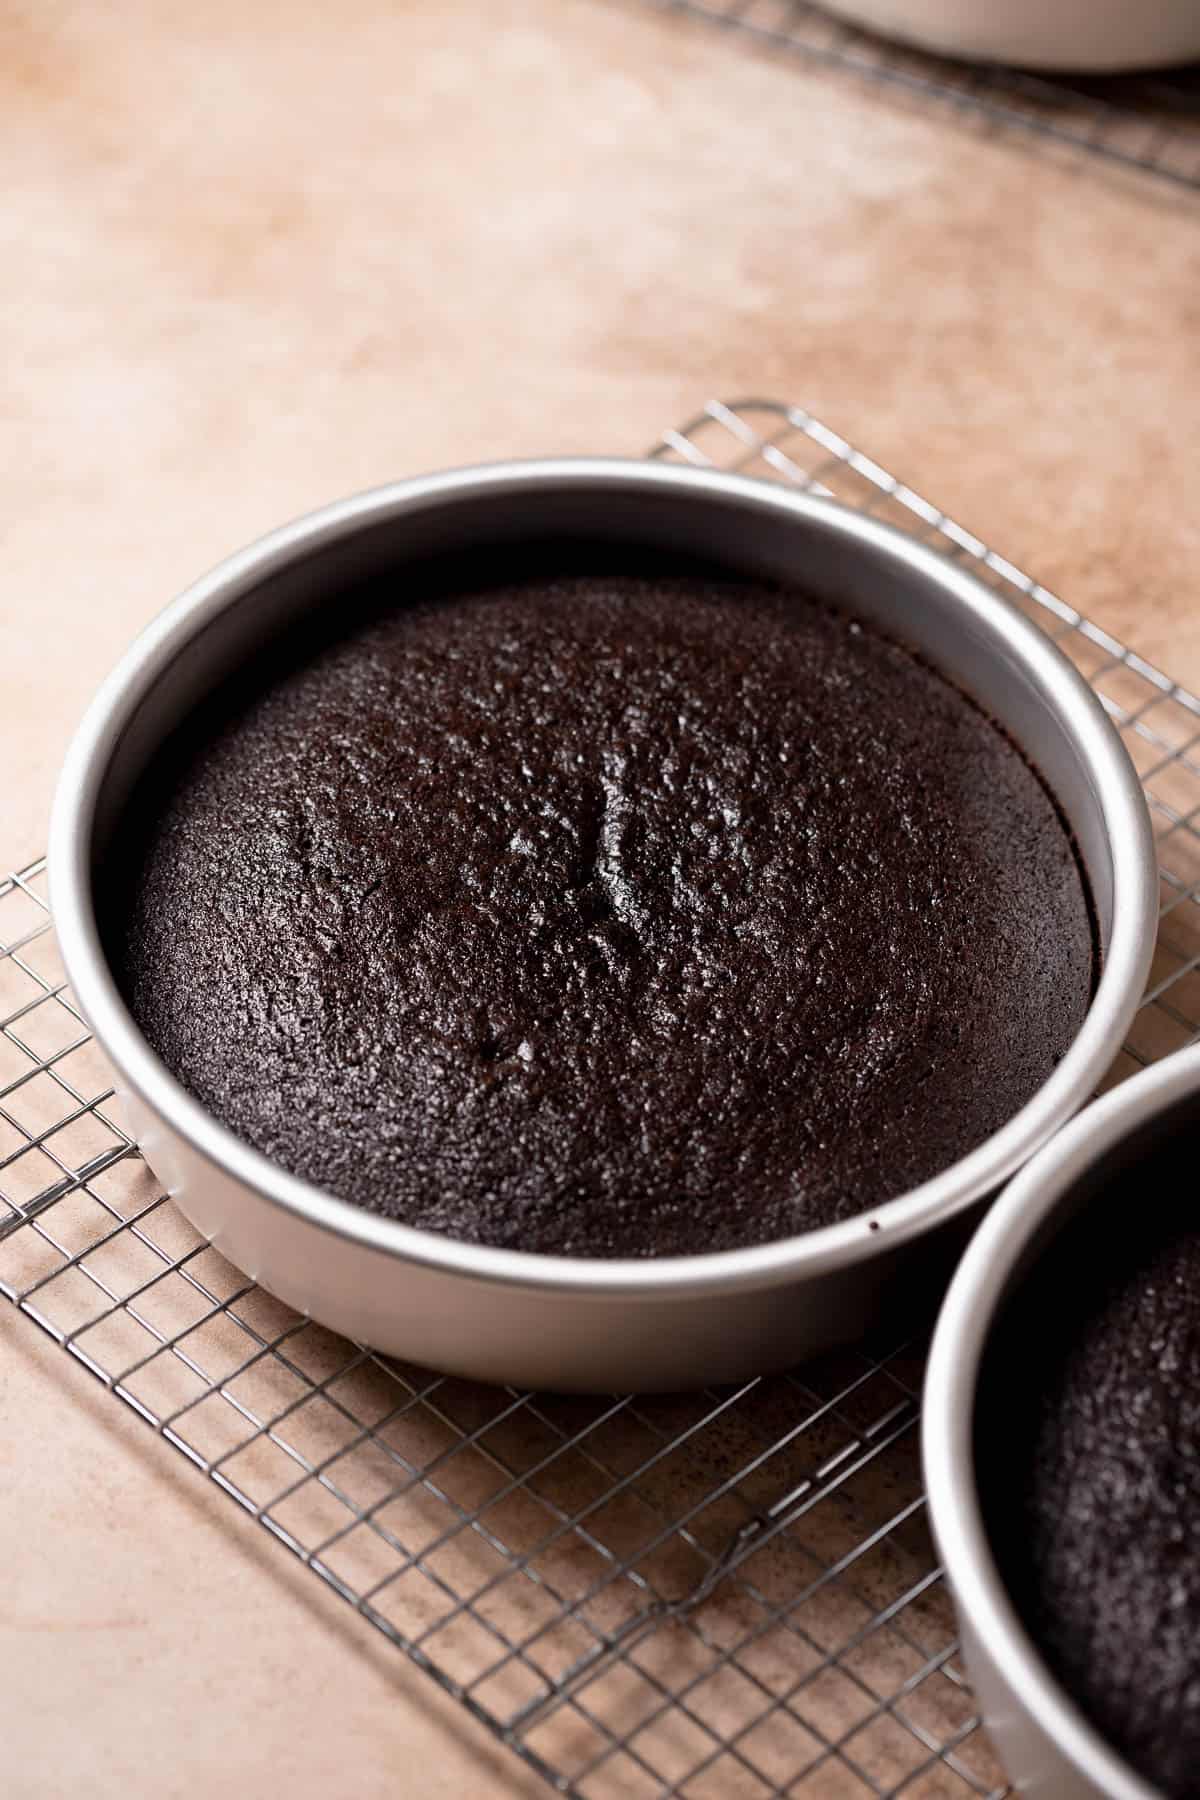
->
[48,460,1157,1389]
[922,1042,1200,1798]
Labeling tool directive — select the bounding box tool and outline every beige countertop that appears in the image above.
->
[3,2,1199,1793]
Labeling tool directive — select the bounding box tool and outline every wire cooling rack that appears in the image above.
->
[4,397,1200,1798]
[636,0,1200,193]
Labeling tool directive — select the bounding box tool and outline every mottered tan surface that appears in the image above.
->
[2,1,1199,1794]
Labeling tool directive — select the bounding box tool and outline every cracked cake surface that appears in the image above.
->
[111,568,1095,1256]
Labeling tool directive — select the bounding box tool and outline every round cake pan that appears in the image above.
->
[49,459,1157,1391]
[816,0,1200,71]
[923,1043,1200,1799]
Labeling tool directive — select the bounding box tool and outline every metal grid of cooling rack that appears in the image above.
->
[4,397,1200,1799]
[635,0,1200,193]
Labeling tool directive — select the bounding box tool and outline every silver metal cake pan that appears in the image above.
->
[49,459,1157,1390]
[817,0,1200,73]
[923,1043,1200,1798]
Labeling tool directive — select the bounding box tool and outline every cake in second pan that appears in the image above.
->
[980,1136,1200,1799]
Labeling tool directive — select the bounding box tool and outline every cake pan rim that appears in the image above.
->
[49,456,1157,1300]
[921,1044,1200,1799]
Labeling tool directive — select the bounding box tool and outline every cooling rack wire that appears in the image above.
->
[633,0,1200,193]
[4,398,1200,1800]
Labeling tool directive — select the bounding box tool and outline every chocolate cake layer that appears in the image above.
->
[112,570,1095,1257]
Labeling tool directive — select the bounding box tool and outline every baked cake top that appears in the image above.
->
[112,570,1095,1257]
